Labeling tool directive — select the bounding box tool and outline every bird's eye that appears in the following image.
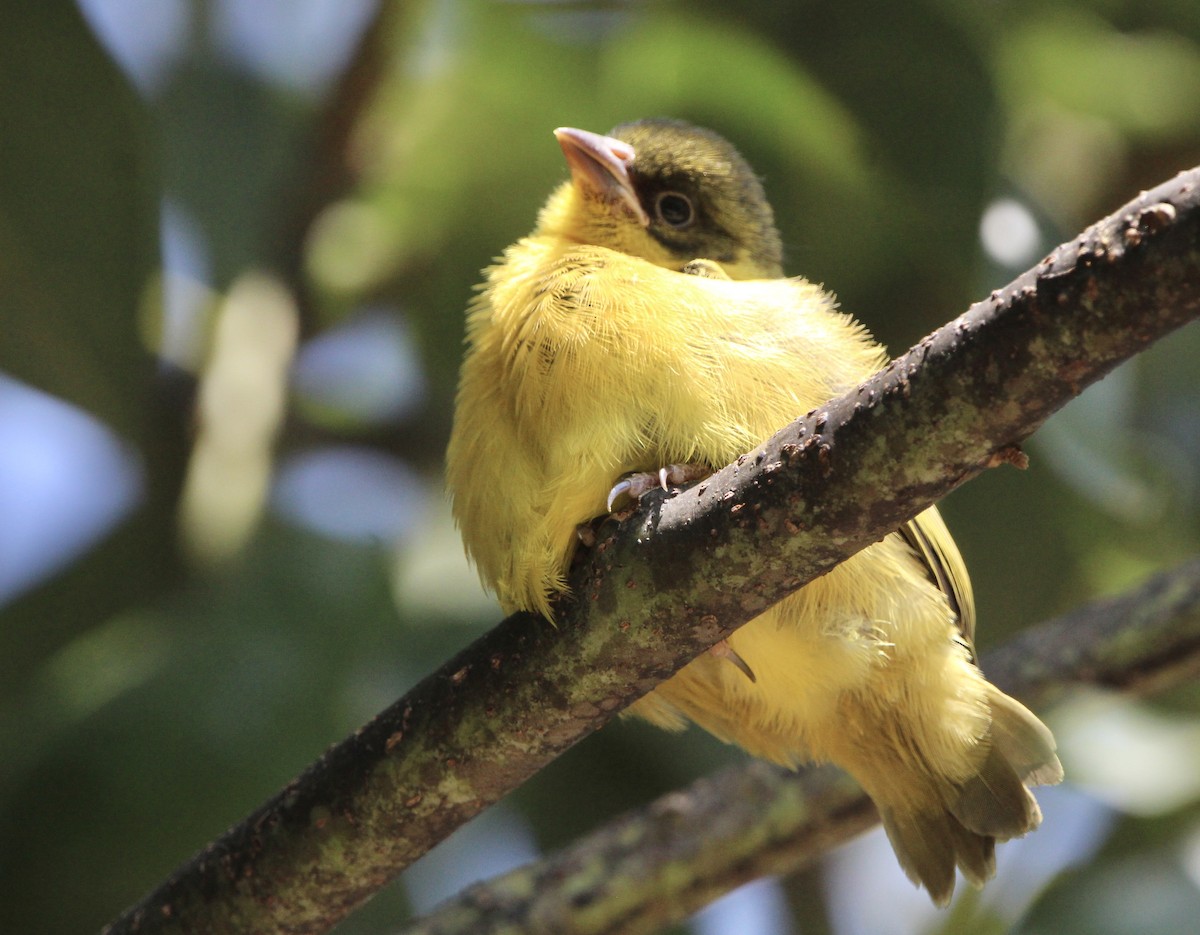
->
[654,191,695,228]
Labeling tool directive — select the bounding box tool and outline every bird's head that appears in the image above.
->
[536,118,783,280]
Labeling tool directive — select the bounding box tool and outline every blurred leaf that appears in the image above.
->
[0,521,415,934]
[600,10,871,192]
[1000,11,1200,139]
[158,60,314,285]
[0,3,188,715]
[0,2,157,439]
[751,0,1002,340]
[1025,854,1200,935]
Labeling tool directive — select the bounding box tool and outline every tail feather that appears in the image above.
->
[880,807,996,907]
[949,741,1041,838]
[875,687,1062,904]
[988,688,1065,787]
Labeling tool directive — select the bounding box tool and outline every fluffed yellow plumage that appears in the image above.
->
[445,118,1062,905]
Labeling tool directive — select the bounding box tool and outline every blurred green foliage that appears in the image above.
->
[2,2,1200,934]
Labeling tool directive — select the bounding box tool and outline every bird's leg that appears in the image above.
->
[605,460,755,683]
[606,463,710,512]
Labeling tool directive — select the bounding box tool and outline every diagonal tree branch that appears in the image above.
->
[103,168,1200,935]
[396,557,1200,935]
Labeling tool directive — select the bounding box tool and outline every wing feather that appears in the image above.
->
[899,508,976,646]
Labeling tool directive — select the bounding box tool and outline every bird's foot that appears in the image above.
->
[710,639,757,682]
[606,463,709,512]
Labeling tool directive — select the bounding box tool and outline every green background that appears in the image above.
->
[3,1,1200,933]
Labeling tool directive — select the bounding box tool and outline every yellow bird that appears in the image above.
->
[446,118,1062,905]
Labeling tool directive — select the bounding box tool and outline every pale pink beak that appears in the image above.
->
[554,127,650,227]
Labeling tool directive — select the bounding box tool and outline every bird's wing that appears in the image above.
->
[898,508,977,646]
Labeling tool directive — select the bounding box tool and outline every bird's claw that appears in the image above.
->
[606,463,709,512]
[710,639,757,683]
[606,480,632,513]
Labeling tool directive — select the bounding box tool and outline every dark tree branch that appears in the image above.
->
[102,168,1200,935]
[397,557,1200,935]
[275,3,390,305]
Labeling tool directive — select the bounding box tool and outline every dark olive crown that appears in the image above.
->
[611,118,783,275]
